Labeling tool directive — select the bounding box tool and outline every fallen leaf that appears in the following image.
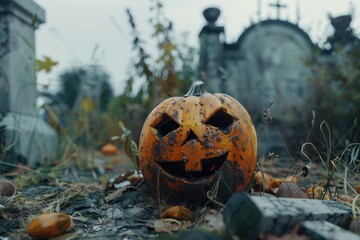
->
[161,205,193,221]
[201,209,225,232]
[34,192,57,200]
[128,175,140,184]
[67,182,104,192]
[283,175,299,184]
[104,186,134,203]
[356,186,360,194]
[35,56,58,73]
[270,178,283,189]
[146,219,190,233]
[108,171,134,189]
[254,172,273,193]
[118,230,142,239]
[306,186,330,200]
[271,175,299,189]
[338,195,354,203]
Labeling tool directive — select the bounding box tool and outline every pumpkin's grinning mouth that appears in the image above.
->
[157,152,228,179]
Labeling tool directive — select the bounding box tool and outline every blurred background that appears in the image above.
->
[27,0,360,167]
[34,0,360,94]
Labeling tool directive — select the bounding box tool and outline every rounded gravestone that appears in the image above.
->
[230,20,314,122]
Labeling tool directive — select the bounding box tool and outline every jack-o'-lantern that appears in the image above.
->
[139,81,257,203]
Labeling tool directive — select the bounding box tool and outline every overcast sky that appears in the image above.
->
[34,0,360,95]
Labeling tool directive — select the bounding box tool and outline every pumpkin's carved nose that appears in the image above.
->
[182,129,199,145]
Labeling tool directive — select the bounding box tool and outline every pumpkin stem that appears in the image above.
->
[184,81,207,97]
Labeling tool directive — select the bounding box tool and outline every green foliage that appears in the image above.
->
[125,0,196,104]
[307,39,360,145]
[35,56,58,73]
[108,0,197,140]
[56,67,84,110]
[56,66,114,112]
[100,80,114,111]
[40,65,116,166]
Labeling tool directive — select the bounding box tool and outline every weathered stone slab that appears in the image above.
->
[300,220,360,240]
[0,0,57,166]
[223,193,352,239]
[0,0,45,116]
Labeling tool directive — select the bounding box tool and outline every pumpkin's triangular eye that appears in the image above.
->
[153,114,180,137]
[206,109,235,133]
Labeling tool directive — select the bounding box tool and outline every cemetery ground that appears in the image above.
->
[1,0,359,239]
[0,124,359,240]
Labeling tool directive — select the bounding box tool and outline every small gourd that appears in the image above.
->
[27,213,72,238]
[101,143,118,156]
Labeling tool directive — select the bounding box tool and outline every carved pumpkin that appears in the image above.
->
[139,81,257,203]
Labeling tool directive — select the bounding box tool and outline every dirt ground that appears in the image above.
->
[0,150,359,239]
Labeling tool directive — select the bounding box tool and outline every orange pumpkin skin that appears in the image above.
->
[161,205,193,221]
[101,143,118,156]
[28,213,72,238]
[139,81,257,203]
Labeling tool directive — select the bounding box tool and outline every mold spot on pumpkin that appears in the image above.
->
[168,131,178,145]
[231,135,240,148]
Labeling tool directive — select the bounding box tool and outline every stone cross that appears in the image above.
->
[269,0,287,19]
[0,0,57,166]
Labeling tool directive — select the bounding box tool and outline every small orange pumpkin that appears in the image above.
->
[161,206,193,221]
[101,143,118,156]
[28,213,72,238]
[139,81,257,203]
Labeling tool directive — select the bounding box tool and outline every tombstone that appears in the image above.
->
[199,7,225,93]
[71,64,110,113]
[199,5,315,153]
[0,0,57,166]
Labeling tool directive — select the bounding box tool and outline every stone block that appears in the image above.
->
[300,220,360,240]
[0,113,57,166]
[0,0,57,167]
[223,193,352,239]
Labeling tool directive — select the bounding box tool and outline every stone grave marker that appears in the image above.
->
[71,64,107,113]
[223,193,355,239]
[199,7,315,153]
[0,0,57,166]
